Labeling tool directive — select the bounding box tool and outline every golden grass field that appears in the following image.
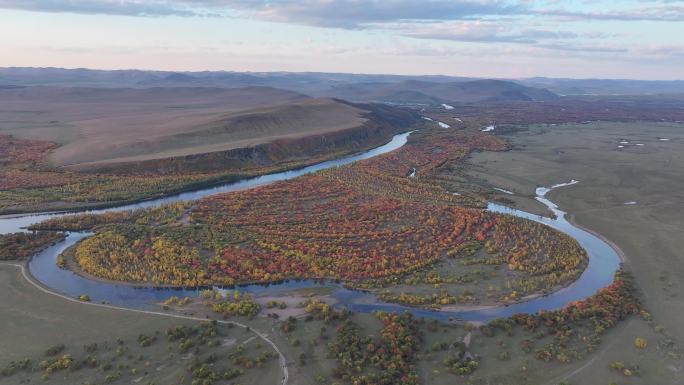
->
[0,86,368,168]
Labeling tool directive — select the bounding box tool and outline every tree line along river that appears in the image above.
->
[0,129,620,322]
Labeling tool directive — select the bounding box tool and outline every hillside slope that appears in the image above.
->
[0,86,308,148]
[327,79,557,104]
[68,101,422,174]
[60,98,369,168]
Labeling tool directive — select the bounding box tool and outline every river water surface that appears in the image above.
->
[1,131,620,322]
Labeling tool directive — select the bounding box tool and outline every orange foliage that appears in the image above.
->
[0,135,56,164]
[63,130,585,289]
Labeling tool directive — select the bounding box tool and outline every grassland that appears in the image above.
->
[2,256,675,385]
[0,86,307,162]
[457,121,684,384]
[4,96,683,385]
[0,87,420,214]
[153,273,670,385]
[0,264,281,385]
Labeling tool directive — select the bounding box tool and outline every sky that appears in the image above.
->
[0,1,682,80]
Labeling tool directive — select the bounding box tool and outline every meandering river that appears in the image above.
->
[0,130,621,322]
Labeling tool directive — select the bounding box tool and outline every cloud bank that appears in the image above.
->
[1,1,682,24]
[0,0,681,75]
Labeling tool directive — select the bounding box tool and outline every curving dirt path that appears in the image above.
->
[541,318,634,385]
[1,262,289,385]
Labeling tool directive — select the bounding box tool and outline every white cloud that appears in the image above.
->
[2,1,682,24]
[0,0,206,17]
[402,20,578,43]
[0,0,527,24]
[540,4,684,21]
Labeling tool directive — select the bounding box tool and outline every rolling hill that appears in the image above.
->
[56,98,369,168]
[0,85,420,172]
[326,79,557,104]
[0,67,555,103]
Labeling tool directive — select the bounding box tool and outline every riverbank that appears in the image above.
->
[0,130,418,234]
[18,125,622,323]
[0,130,410,217]
[6,120,671,385]
[0,262,289,385]
[27,184,618,324]
[461,121,684,384]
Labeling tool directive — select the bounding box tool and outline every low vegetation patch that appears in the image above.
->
[0,231,65,260]
[0,322,277,384]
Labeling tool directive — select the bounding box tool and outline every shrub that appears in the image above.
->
[634,338,647,349]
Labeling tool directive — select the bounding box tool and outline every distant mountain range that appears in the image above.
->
[520,77,684,96]
[0,67,467,93]
[324,79,557,104]
[0,67,681,105]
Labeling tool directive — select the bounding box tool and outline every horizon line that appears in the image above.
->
[1,65,682,83]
